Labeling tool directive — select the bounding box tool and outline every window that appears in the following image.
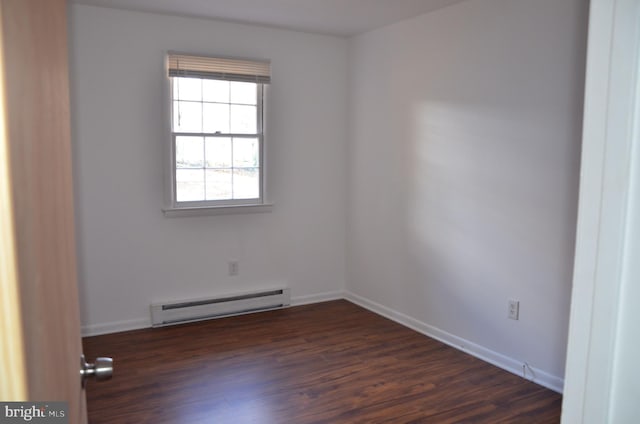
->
[165,53,271,214]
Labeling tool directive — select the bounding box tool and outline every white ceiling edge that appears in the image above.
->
[69,0,468,37]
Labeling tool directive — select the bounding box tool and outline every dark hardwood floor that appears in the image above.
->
[83,300,562,423]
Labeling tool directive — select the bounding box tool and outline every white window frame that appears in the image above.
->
[162,53,273,217]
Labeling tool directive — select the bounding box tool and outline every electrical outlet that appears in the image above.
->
[228,261,239,276]
[508,299,520,320]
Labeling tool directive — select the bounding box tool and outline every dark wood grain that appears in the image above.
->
[83,300,561,423]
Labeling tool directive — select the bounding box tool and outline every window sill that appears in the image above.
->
[162,203,274,218]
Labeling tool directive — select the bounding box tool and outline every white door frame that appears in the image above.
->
[562,0,640,422]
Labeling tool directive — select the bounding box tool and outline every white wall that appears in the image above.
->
[69,5,349,334]
[346,0,587,390]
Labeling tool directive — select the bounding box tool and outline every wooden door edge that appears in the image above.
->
[0,2,28,400]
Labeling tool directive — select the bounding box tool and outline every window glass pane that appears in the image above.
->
[176,136,204,168]
[206,169,233,200]
[203,79,230,103]
[176,169,205,202]
[230,82,257,105]
[173,101,202,133]
[203,103,230,134]
[230,105,257,134]
[173,77,202,101]
[205,137,231,168]
[233,138,259,168]
[233,168,259,199]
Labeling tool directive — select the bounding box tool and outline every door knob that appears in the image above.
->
[80,354,113,388]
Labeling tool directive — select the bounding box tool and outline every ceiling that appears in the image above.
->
[71,0,468,37]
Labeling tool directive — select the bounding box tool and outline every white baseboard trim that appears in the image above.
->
[81,290,345,337]
[344,291,564,394]
[81,318,150,337]
[291,290,344,306]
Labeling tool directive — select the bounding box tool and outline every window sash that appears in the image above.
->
[169,79,264,207]
[172,134,264,207]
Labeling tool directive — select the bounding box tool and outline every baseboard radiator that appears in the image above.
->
[150,288,291,327]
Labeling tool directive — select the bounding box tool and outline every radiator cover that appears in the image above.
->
[150,288,291,327]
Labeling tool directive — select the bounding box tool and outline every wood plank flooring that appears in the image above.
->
[82,300,562,423]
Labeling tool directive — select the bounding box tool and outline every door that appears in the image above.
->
[0,0,87,422]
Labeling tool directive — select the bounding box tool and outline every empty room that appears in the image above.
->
[1,0,639,423]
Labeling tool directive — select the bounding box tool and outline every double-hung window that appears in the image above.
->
[166,53,270,213]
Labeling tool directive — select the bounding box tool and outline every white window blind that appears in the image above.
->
[167,52,271,84]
